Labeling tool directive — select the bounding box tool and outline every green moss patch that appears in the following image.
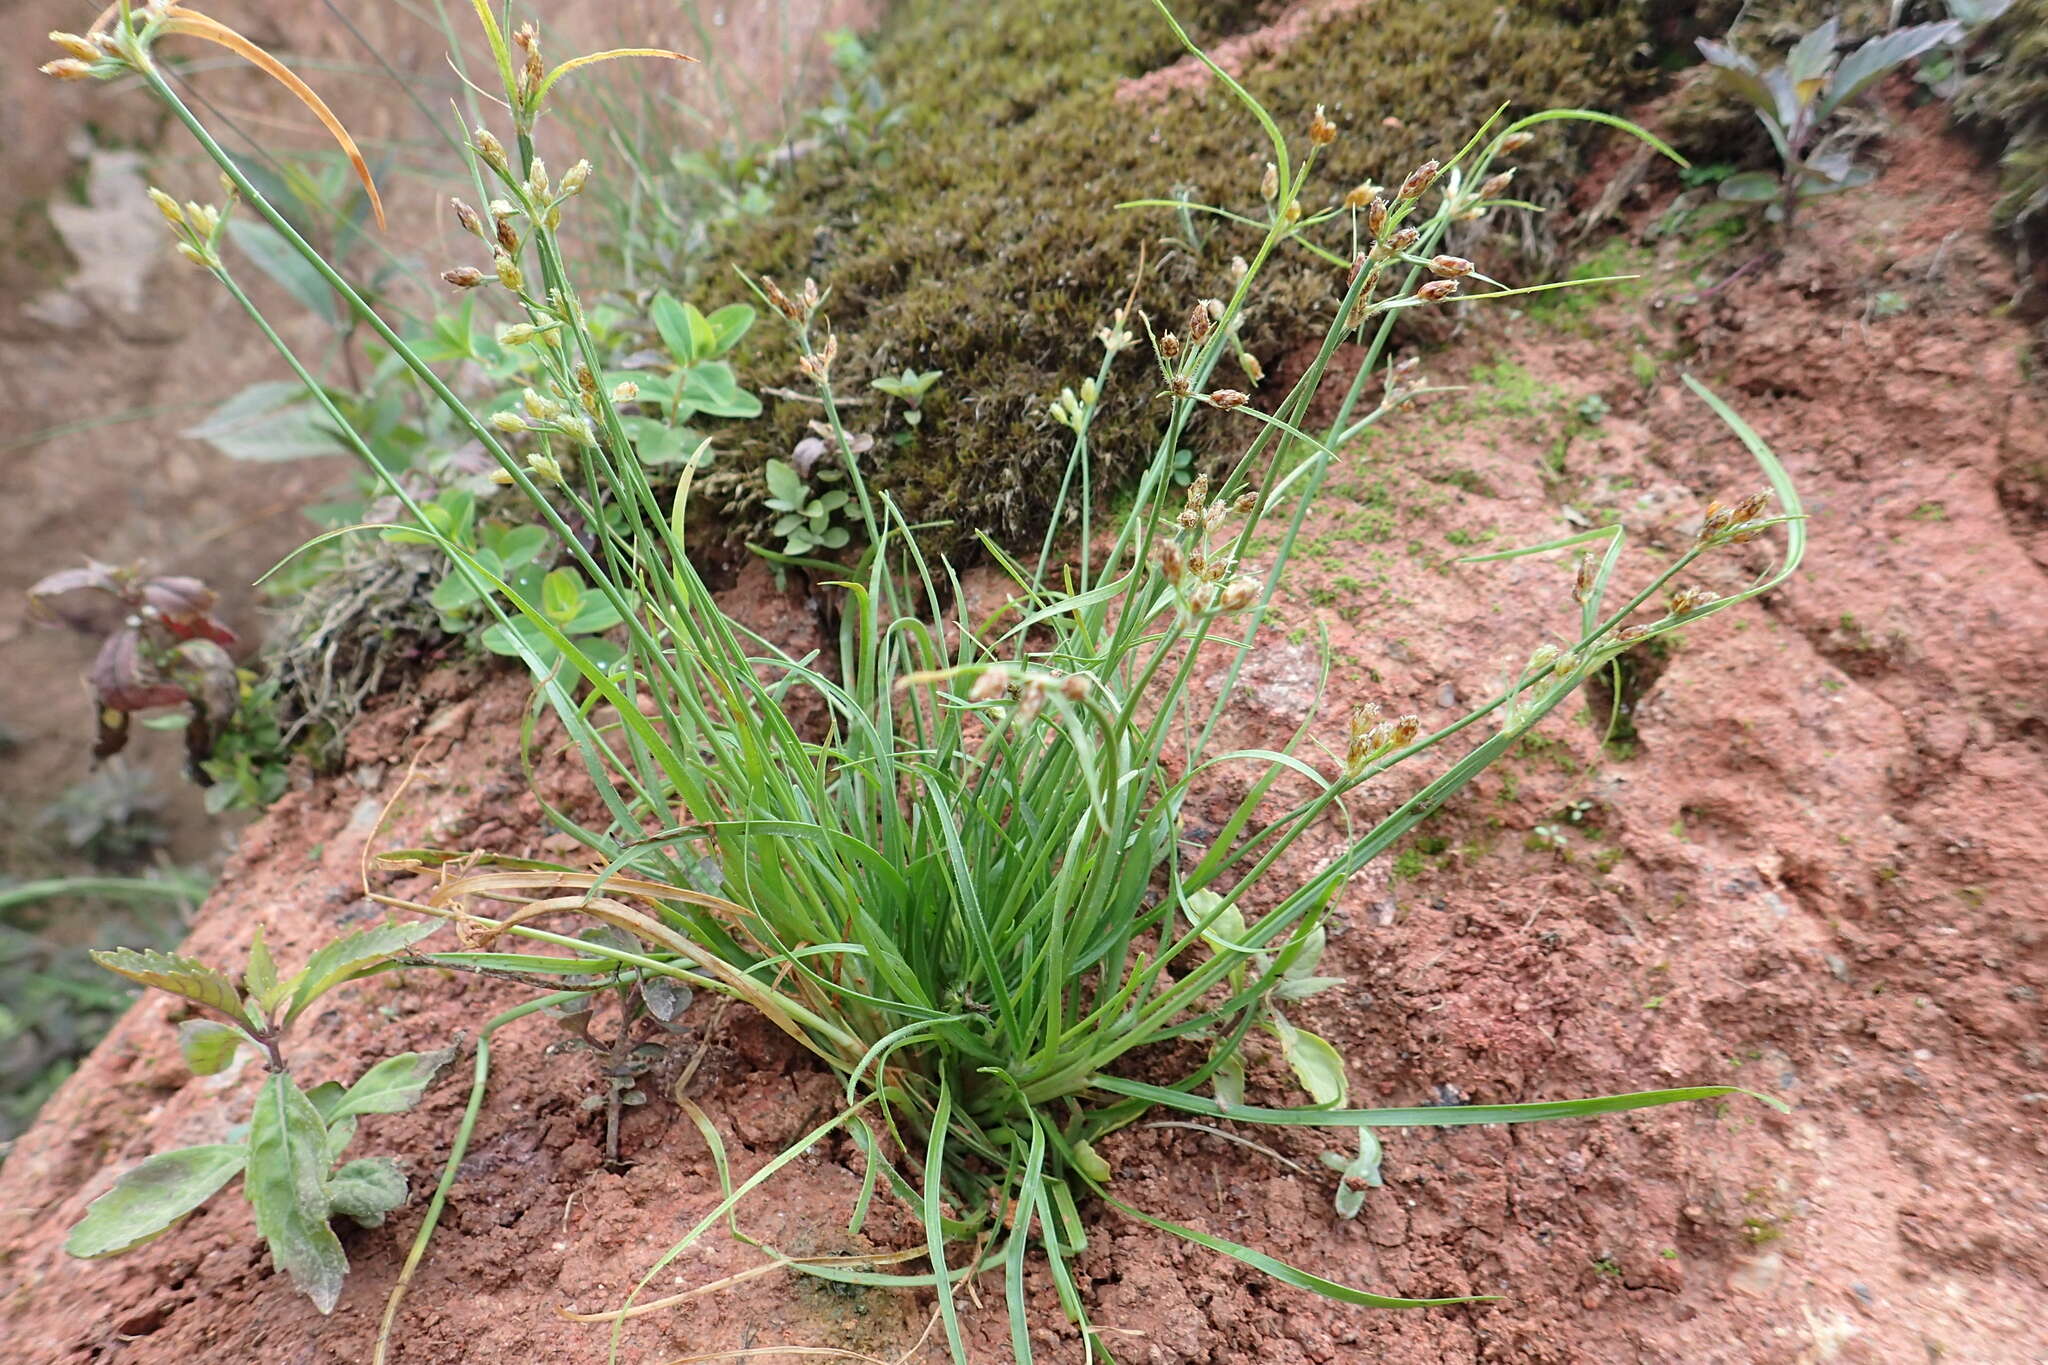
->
[699,0,1668,558]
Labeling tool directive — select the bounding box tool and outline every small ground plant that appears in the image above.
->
[49,2,1805,1358]
[64,922,449,1311]
[1700,14,1963,226]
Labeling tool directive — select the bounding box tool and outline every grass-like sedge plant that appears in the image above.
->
[51,2,1806,1358]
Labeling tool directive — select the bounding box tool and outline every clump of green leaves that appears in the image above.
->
[761,455,854,556]
[193,673,294,813]
[870,366,942,432]
[481,565,627,674]
[1699,15,1963,225]
[53,3,1806,1358]
[633,289,760,426]
[66,921,445,1312]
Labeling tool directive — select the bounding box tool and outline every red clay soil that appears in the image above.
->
[1117,0,1371,103]
[4,103,2046,1365]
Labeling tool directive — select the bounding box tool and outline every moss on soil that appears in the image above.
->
[1951,0,2048,237]
[697,0,1671,558]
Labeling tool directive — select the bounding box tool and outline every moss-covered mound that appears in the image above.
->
[698,0,1668,558]
[1951,0,2048,240]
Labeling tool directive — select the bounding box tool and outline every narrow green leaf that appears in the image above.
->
[181,381,350,463]
[1090,1076,1788,1126]
[66,1145,246,1258]
[246,1073,347,1313]
[1105,1192,1484,1308]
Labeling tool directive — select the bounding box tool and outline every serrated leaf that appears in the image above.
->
[178,1020,248,1077]
[246,1073,347,1313]
[285,921,440,1022]
[91,948,255,1029]
[245,925,286,1014]
[1270,1015,1348,1108]
[328,1046,457,1122]
[66,1145,245,1258]
[325,1158,407,1228]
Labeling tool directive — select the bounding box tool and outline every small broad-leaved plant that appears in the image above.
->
[383,487,552,632]
[480,564,627,675]
[636,290,760,425]
[869,365,942,432]
[1699,15,1962,226]
[66,920,446,1313]
[761,456,853,556]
